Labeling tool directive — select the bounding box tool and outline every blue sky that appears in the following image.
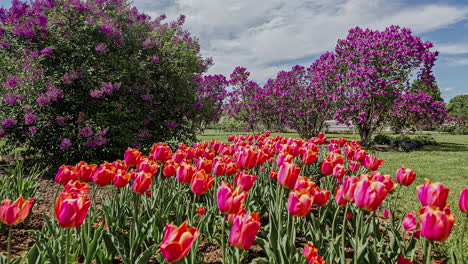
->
[1,0,468,101]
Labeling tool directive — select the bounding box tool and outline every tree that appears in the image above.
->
[447,94,468,120]
[0,0,209,166]
[410,79,443,102]
[332,26,439,146]
[194,74,228,133]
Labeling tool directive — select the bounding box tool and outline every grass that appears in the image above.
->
[197,129,468,259]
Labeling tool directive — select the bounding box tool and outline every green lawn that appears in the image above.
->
[197,130,468,257]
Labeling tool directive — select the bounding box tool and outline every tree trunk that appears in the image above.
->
[358,126,373,147]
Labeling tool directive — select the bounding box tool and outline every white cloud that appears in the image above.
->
[440,87,454,92]
[134,0,468,82]
[436,43,468,55]
[446,57,468,66]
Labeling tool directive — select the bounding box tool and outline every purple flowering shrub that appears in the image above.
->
[0,0,210,166]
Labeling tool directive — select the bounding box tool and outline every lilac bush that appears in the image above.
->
[0,0,210,166]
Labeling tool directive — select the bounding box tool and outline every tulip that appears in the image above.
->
[160,221,200,262]
[132,172,153,195]
[334,187,348,206]
[190,170,215,195]
[288,189,313,217]
[460,187,468,213]
[149,143,173,163]
[163,160,178,177]
[277,162,300,189]
[196,157,213,174]
[312,188,330,207]
[301,149,318,165]
[124,148,142,167]
[234,171,257,191]
[344,144,357,159]
[416,179,449,209]
[328,143,341,154]
[341,176,359,202]
[320,159,334,175]
[92,162,116,187]
[217,181,247,214]
[63,180,90,195]
[224,162,238,176]
[227,204,246,224]
[196,207,206,215]
[75,161,97,182]
[0,195,35,226]
[212,159,226,176]
[303,243,318,260]
[269,169,278,180]
[395,166,416,186]
[229,212,261,250]
[419,206,455,242]
[294,176,316,193]
[353,178,390,211]
[55,165,77,185]
[176,161,196,184]
[276,152,294,167]
[332,164,348,180]
[348,160,361,172]
[308,255,326,264]
[352,149,367,162]
[55,192,92,228]
[402,211,417,231]
[363,154,384,171]
[172,150,186,163]
[397,256,412,264]
[113,169,132,188]
[111,160,128,171]
[369,171,397,191]
[136,159,160,177]
[235,147,257,170]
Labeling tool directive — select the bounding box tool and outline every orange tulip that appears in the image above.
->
[294,176,316,193]
[136,158,160,177]
[190,170,215,195]
[196,206,206,215]
[229,212,261,250]
[160,221,200,262]
[75,161,97,182]
[163,160,178,177]
[63,180,90,195]
[55,192,91,228]
[288,189,313,217]
[55,165,76,185]
[301,149,319,165]
[0,195,34,226]
[303,243,318,260]
[363,154,384,171]
[277,162,300,189]
[92,162,116,187]
[196,157,213,174]
[113,169,133,188]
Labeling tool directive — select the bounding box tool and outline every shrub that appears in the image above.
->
[375,134,437,152]
[373,134,392,145]
[0,0,210,167]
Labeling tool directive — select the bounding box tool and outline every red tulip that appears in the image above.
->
[397,256,412,264]
[111,160,128,171]
[226,204,246,224]
[334,187,348,206]
[136,159,160,177]
[190,170,215,195]
[124,148,142,167]
[276,152,294,167]
[160,221,200,262]
[92,162,116,187]
[132,172,152,195]
[172,150,186,163]
[363,154,384,171]
[149,143,173,163]
[229,212,261,250]
[459,187,468,213]
[277,162,300,189]
[217,181,247,214]
[269,169,278,180]
[196,207,206,215]
[235,147,257,170]
[196,157,213,174]
[303,243,318,260]
[234,171,257,192]
[419,206,455,242]
[352,149,367,162]
[224,162,238,176]
[55,192,92,228]
[288,189,313,217]
[176,161,196,184]
[0,195,34,226]
[63,180,90,195]
[301,149,318,165]
[348,160,361,172]
[320,159,334,175]
[416,179,449,209]
[402,211,417,231]
[55,165,77,185]
[113,169,132,188]
[395,166,416,186]
[332,164,348,180]
[163,160,178,177]
[312,188,330,207]
[75,161,97,182]
[212,159,226,176]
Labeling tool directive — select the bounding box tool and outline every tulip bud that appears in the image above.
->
[395,166,416,186]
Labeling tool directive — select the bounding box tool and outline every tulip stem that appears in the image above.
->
[340,204,348,264]
[331,204,340,239]
[354,210,363,264]
[6,226,12,264]
[65,228,71,264]
[425,239,432,264]
[221,217,226,264]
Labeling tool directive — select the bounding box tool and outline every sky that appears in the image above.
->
[1,0,468,101]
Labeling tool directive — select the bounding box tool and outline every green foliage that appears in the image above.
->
[373,134,436,152]
[447,94,468,120]
[410,79,443,102]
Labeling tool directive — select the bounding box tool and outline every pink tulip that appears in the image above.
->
[395,166,416,186]
[288,189,313,217]
[229,212,261,250]
[190,170,215,196]
[160,221,200,262]
[132,172,152,195]
[124,148,142,167]
[363,154,384,171]
[402,211,417,231]
[459,187,468,213]
[353,178,390,212]
[217,181,247,214]
[176,161,196,184]
[416,179,449,209]
[0,195,35,226]
[234,171,257,191]
[277,162,300,189]
[55,192,92,228]
[419,206,455,242]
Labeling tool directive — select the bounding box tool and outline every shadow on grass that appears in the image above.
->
[419,143,468,152]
